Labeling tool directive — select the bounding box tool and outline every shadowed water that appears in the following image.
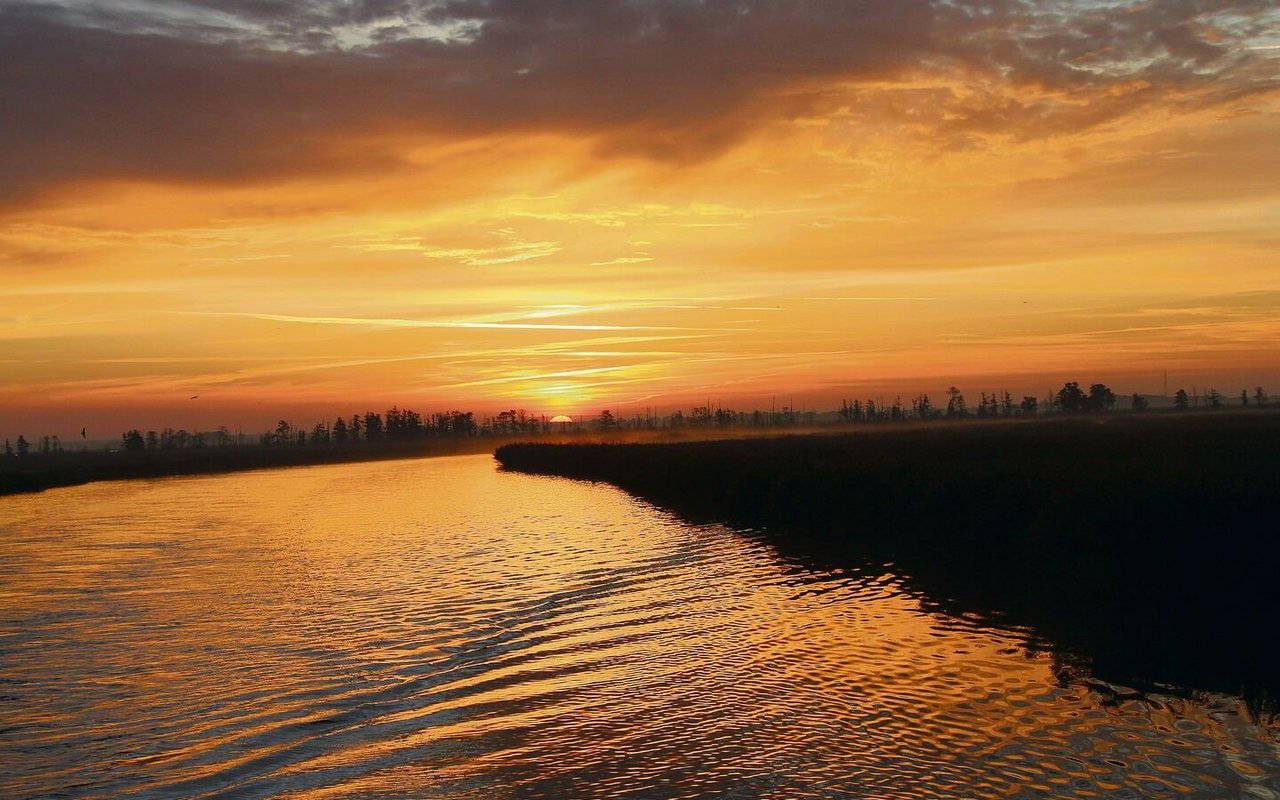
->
[2,454,1277,799]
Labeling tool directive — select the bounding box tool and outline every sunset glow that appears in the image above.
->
[4,1,1278,436]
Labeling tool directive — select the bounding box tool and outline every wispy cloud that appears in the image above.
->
[172,311,735,333]
[444,365,633,390]
[421,241,561,266]
[798,296,938,302]
[589,256,653,266]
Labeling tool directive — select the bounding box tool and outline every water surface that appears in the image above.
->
[2,455,1277,798]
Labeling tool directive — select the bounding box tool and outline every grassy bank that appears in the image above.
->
[497,412,1280,708]
[0,438,506,496]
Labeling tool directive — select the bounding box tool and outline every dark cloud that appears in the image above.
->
[1,0,1275,204]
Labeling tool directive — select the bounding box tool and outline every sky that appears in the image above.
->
[3,0,1279,437]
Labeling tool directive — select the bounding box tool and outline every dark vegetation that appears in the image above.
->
[0,437,504,495]
[497,411,1280,716]
[1,383,1271,495]
[1,406,515,494]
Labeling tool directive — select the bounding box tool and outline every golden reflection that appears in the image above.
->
[2,457,1275,798]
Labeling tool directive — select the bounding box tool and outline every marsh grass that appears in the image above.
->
[498,412,1280,711]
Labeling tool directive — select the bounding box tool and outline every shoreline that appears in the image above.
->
[0,438,507,496]
[0,424,862,496]
[1,420,1029,497]
[496,411,1280,707]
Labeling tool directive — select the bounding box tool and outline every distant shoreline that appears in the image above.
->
[0,438,506,496]
[0,425,844,496]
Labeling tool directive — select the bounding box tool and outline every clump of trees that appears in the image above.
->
[1168,386,1269,411]
[1055,382,1116,413]
[122,430,146,451]
[259,408,483,446]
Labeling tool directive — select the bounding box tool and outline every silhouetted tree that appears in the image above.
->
[349,414,363,441]
[274,420,292,445]
[16,435,29,457]
[1255,387,1267,406]
[122,430,145,451]
[1056,382,1087,413]
[1206,388,1222,408]
[311,422,329,444]
[450,411,476,436]
[1241,389,1249,406]
[1020,396,1038,415]
[1087,383,1116,412]
[3,439,11,457]
[597,409,617,429]
[1131,393,1149,411]
[493,410,518,434]
[385,406,424,439]
[946,387,967,418]
[363,412,383,441]
[890,397,905,421]
[690,405,713,427]
[1174,389,1189,410]
[333,416,348,443]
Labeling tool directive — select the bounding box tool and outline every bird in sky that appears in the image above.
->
[80,427,86,439]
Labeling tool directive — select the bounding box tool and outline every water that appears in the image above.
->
[2,455,1277,799]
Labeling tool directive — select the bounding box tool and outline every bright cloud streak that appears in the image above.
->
[174,311,725,333]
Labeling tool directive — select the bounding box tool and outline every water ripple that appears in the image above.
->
[1,456,1277,799]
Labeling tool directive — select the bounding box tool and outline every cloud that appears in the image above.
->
[589,256,653,266]
[2,0,1277,205]
[172,310,734,333]
[421,241,561,266]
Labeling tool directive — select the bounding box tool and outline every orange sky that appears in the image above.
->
[2,1,1278,438]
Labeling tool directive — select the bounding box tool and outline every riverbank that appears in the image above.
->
[0,425,843,496]
[497,412,1280,707]
[0,438,509,495]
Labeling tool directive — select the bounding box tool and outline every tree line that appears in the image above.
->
[1,383,1273,457]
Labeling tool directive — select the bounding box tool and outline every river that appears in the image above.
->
[2,454,1277,799]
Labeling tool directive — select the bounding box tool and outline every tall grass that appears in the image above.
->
[498,412,1280,711]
